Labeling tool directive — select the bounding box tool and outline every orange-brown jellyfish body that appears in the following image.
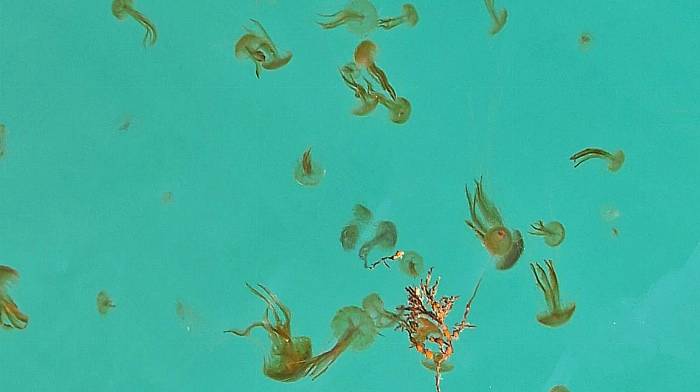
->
[340,63,380,116]
[234,20,292,78]
[464,178,524,270]
[318,0,379,35]
[96,291,116,315]
[354,40,397,100]
[378,4,419,30]
[112,0,157,46]
[530,260,576,327]
[0,266,29,330]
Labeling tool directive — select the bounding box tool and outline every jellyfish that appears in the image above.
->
[226,284,314,382]
[378,4,419,30]
[354,40,397,100]
[530,260,576,327]
[358,221,398,266]
[162,191,173,204]
[376,94,411,124]
[340,224,360,250]
[569,148,625,172]
[0,123,6,159]
[579,32,592,51]
[304,306,378,379]
[464,178,524,270]
[398,250,424,278]
[551,385,570,392]
[340,64,380,116]
[318,0,379,35]
[361,293,403,328]
[0,266,28,330]
[96,291,116,315]
[484,0,508,35]
[529,220,565,247]
[112,0,157,47]
[294,147,325,186]
[353,204,373,224]
[234,20,292,78]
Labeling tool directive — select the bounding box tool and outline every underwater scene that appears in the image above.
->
[1,0,699,391]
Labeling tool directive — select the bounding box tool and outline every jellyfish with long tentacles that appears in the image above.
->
[530,260,576,327]
[0,266,29,330]
[464,177,524,270]
[234,20,292,78]
[318,0,379,35]
[354,40,396,100]
[378,4,419,30]
[529,220,565,247]
[112,0,157,46]
[570,148,625,172]
[294,147,325,186]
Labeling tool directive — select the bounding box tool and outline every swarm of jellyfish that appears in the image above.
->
[234,19,292,78]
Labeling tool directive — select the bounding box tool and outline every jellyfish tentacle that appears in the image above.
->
[530,262,555,311]
[475,177,504,228]
[368,64,396,100]
[545,260,561,309]
[465,185,486,236]
[124,7,157,46]
[225,321,265,336]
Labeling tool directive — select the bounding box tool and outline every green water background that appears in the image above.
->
[1,0,698,390]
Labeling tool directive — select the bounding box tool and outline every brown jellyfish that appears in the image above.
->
[112,0,157,46]
[398,250,424,278]
[579,32,593,51]
[318,0,379,35]
[234,20,292,78]
[464,178,524,270]
[378,4,419,30]
[96,291,116,315]
[530,260,576,327]
[529,220,565,247]
[358,221,398,266]
[340,63,380,116]
[354,40,396,100]
[0,266,29,330]
[340,204,374,251]
[294,147,325,186]
[484,0,508,35]
[570,148,625,172]
[376,94,411,124]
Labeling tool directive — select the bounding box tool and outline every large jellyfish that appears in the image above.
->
[234,19,292,78]
[112,0,157,46]
[226,284,314,382]
[530,260,576,327]
[570,147,625,172]
[0,266,29,330]
[464,178,524,270]
[318,0,379,35]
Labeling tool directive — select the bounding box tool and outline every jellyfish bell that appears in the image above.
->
[494,230,524,270]
[398,250,424,278]
[354,40,377,68]
[331,306,377,350]
[402,4,419,26]
[483,226,513,256]
[608,150,625,172]
[537,303,576,327]
[386,97,411,124]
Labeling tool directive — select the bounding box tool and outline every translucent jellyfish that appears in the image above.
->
[0,266,29,330]
[304,306,378,379]
[484,0,508,35]
[529,220,565,247]
[161,191,173,204]
[464,178,524,270]
[294,147,325,186]
[340,63,380,116]
[340,204,373,251]
[570,148,625,172]
[398,250,424,278]
[378,4,419,30]
[226,284,314,382]
[318,0,379,35]
[530,260,576,327]
[234,20,292,78]
[579,32,592,50]
[600,205,620,222]
[354,40,397,100]
[361,293,403,328]
[352,204,372,224]
[376,94,412,124]
[96,291,116,315]
[0,123,6,159]
[358,221,398,266]
[112,0,157,46]
[551,385,570,392]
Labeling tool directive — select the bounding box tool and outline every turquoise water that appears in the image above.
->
[1,0,699,390]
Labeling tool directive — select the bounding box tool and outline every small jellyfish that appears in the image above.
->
[0,123,6,159]
[234,19,292,78]
[112,0,157,47]
[117,115,132,131]
[464,178,524,270]
[378,4,419,30]
[570,148,625,172]
[530,260,575,327]
[529,220,565,247]
[304,306,378,379]
[550,385,570,392]
[318,0,379,35]
[354,40,397,100]
[361,293,403,329]
[162,191,173,204]
[340,224,360,250]
[358,221,398,266]
[294,147,325,186]
[484,0,508,35]
[226,284,314,382]
[96,291,116,315]
[398,250,424,278]
[352,204,373,224]
[376,94,412,124]
[339,63,380,116]
[0,266,29,330]
[579,32,592,50]
[611,227,619,237]
[600,205,620,222]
